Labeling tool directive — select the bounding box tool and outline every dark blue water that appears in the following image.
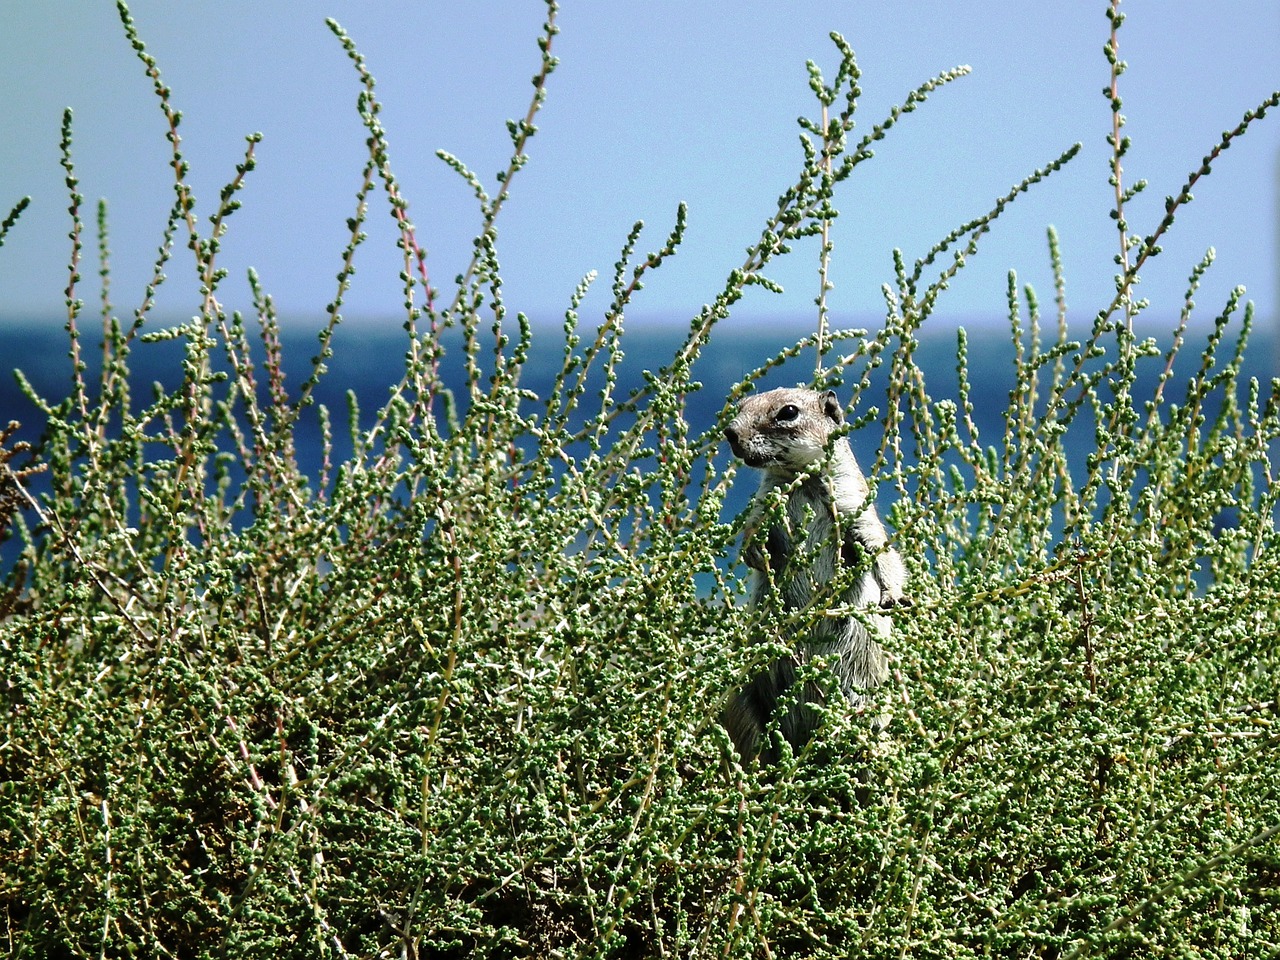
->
[0,316,1024,496]
[2,313,1276,566]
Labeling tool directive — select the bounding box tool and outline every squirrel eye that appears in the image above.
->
[775,404,800,423]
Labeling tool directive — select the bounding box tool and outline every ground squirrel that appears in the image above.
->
[722,387,909,764]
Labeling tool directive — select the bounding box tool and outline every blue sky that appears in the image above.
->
[1,2,1277,335]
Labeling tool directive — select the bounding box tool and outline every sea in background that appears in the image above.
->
[2,313,1277,566]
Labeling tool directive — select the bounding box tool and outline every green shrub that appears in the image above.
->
[3,1,1279,957]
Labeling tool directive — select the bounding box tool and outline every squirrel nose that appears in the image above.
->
[724,424,739,446]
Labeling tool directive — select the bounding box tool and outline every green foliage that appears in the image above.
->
[3,1,1279,957]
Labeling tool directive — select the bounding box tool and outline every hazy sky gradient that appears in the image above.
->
[1,2,1277,334]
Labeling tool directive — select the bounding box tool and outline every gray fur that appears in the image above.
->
[722,387,908,763]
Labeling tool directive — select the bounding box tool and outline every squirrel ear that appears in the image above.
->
[822,390,844,424]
